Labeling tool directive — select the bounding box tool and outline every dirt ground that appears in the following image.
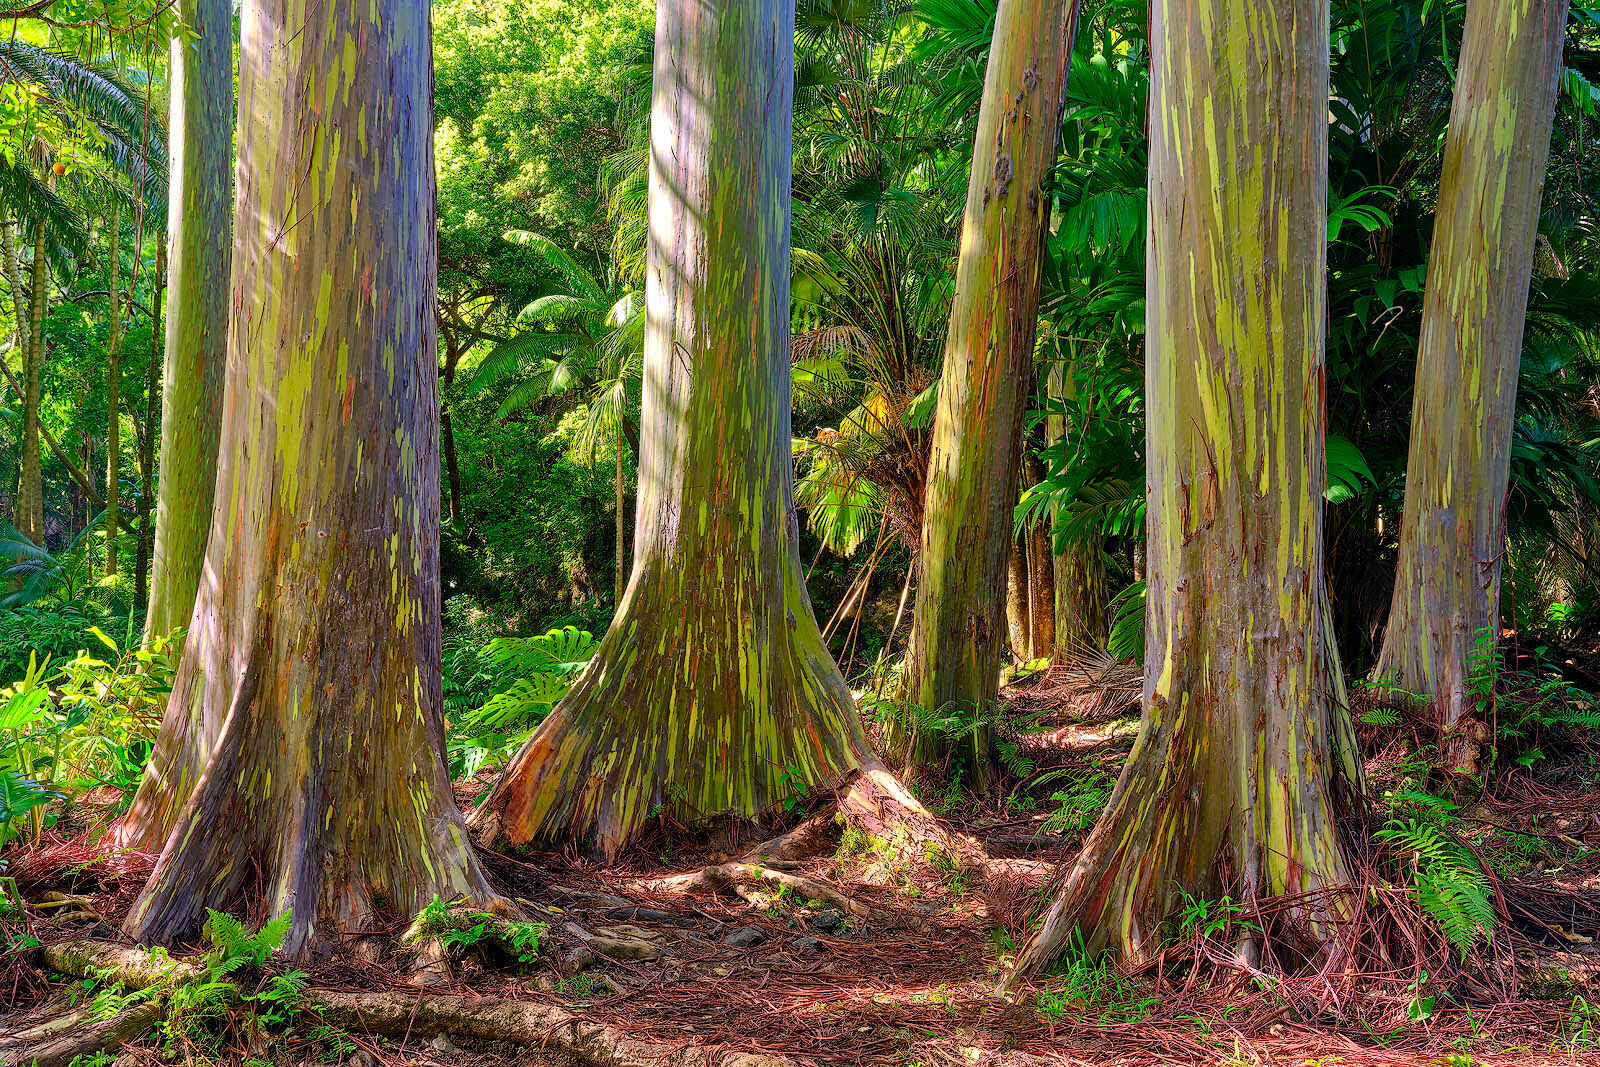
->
[3,662,1599,1067]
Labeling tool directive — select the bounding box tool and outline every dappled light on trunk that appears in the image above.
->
[119,0,495,958]
[468,0,874,860]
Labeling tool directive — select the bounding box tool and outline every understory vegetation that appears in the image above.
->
[0,0,1598,1066]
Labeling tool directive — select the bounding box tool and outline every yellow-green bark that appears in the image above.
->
[121,0,494,958]
[470,0,871,860]
[900,0,1081,778]
[1007,0,1355,979]
[1373,0,1569,732]
[143,0,232,638]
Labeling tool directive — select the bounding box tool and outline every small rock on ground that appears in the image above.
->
[723,926,768,948]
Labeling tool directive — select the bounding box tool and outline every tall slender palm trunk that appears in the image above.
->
[104,202,122,576]
[135,237,166,606]
[14,220,47,547]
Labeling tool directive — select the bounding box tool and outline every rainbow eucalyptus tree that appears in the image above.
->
[143,0,232,638]
[469,0,875,860]
[900,0,1080,779]
[1004,0,1357,980]
[121,0,495,957]
[1373,0,1569,751]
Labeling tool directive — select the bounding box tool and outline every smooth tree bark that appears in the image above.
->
[899,0,1080,779]
[1023,454,1055,659]
[104,201,122,575]
[1005,0,1357,981]
[469,0,873,860]
[1045,362,1105,654]
[142,0,232,639]
[1005,536,1030,660]
[120,0,495,957]
[1373,0,1569,740]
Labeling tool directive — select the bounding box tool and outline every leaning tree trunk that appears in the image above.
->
[898,0,1080,782]
[120,0,495,958]
[142,0,232,640]
[469,0,872,861]
[1373,0,1568,750]
[1005,0,1356,981]
[104,202,122,576]
[14,220,46,546]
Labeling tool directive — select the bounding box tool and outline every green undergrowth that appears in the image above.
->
[403,894,549,968]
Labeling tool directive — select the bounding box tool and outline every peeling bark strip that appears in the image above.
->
[900,0,1081,780]
[1006,0,1355,980]
[119,0,495,958]
[470,0,871,860]
[1374,0,1569,730]
[143,0,232,641]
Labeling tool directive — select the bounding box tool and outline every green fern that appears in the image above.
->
[1374,815,1496,956]
[202,908,291,975]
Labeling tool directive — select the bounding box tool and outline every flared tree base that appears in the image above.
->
[125,707,497,959]
[469,653,873,860]
[1001,688,1356,989]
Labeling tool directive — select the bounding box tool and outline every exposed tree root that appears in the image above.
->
[642,863,894,928]
[743,760,989,877]
[26,940,798,1067]
[0,1000,164,1067]
[840,761,988,868]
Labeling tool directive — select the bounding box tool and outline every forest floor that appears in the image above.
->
[3,660,1599,1067]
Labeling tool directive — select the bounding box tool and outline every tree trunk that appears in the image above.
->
[614,429,626,604]
[1372,0,1568,744]
[469,0,871,860]
[2,219,26,547]
[15,220,46,546]
[1045,360,1105,655]
[440,338,464,524]
[1006,0,1355,979]
[120,0,495,958]
[1023,454,1054,660]
[104,201,122,576]
[1005,535,1029,661]
[143,0,233,639]
[899,0,1080,782]
[135,237,166,607]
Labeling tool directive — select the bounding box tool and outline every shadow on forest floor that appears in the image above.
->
[3,662,1600,1066]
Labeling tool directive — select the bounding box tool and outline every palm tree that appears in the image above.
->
[0,40,166,549]
[470,231,643,601]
